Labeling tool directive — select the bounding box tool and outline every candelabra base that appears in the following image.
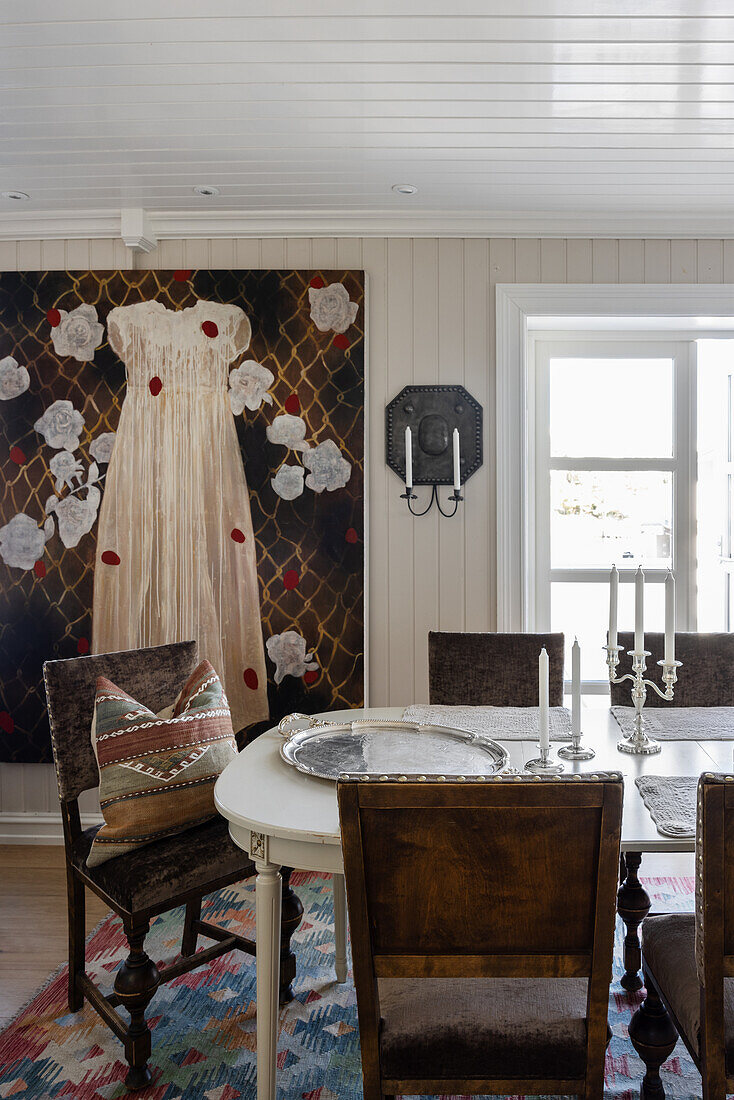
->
[617,733,661,756]
[557,742,596,761]
[525,755,565,775]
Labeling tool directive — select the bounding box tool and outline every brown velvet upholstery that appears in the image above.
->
[428,631,565,706]
[379,976,588,1079]
[611,632,734,708]
[642,913,734,1072]
[44,640,199,800]
[71,816,254,915]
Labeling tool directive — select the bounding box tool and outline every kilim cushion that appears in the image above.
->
[87,660,237,867]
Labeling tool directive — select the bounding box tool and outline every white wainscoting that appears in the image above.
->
[1,234,733,839]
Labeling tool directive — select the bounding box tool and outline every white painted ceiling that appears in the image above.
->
[3,0,734,235]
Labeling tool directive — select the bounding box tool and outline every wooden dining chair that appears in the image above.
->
[43,641,297,1091]
[338,772,623,1100]
[629,772,734,1100]
[428,630,565,705]
[611,632,734,707]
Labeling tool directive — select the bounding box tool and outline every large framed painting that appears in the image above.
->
[0,269,365,763]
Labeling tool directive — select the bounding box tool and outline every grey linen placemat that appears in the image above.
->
[402,704,572,741]
[635,775,698,838]
[613,705,734,740]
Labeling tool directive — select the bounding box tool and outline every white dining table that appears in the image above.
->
[214,702,732,1100]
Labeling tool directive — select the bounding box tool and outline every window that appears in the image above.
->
[531,333,696,689]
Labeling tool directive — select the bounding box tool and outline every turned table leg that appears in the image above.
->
[279,867,303,1004]
[628,973,678,1100]
[617,851,651,992]
[256,857,282,1100]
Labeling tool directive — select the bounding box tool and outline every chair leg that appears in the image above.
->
[279,867,303,1004]
[66,871,85,1012]
[628,973,679,1100]
[114,920,160,1090]
[181,897,201,957]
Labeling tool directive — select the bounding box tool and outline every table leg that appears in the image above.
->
[255,857,282,1100]
[279,868,303,1004]
[617,851,651,992]
[333,873,348,983]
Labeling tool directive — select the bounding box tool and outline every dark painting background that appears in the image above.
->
[0,268,365,762]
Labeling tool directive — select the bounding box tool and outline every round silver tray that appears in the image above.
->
[277,713,510,781]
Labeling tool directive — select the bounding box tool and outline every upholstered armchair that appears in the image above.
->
[428,630,565,706]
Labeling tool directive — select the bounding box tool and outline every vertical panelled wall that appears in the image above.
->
[0,234,732,826]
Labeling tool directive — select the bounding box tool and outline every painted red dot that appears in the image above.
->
[243,668,259,690]
[173,270,192,282]
[46,308,61,327]
[309,276,325,289]
[77,637,90,655]
[101,550,120,566]
[283,569,299,591]
[33,560,46,579]
[333,334,350,350]
[9,446,25,465]
[284,393,300,415]
[0,711,14,734]
[304,669,320,685]
[201,320,218,338]
[230,527,246,544]
[149,376,163,397]
[345,527,358,544]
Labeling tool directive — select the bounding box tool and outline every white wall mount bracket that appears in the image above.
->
[120,207,158,254]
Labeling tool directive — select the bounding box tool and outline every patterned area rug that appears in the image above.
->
[0,871,698,1100]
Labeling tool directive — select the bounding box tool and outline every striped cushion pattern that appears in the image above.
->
[87,660,237,867]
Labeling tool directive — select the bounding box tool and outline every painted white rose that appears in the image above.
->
[49,450,83,492]
[266,630,318,685]
[308,283,358,335]
[266,413,309,452]
[302,439,352,493]
[89,432,116,465]
[46,486,101,549]
[271,464,305,501]
[229,360,274,415]
[0,513,48,570]
[34,400,85,451]
[0,355,29,401]
[50,304,104,363]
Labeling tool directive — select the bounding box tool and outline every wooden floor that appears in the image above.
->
[0,844,696,1032]
[0,845,109,1030]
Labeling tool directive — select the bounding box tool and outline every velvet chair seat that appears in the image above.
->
[378,976,589,1080]
[72,815,255,916]
[642,913,734,1071]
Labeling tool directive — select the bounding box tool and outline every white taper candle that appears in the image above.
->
[665,570,676,664]
[404,426,413,490]
[539,647,550,754]
[608,564,618,650]
[634,566,645,653]
[452,427,461,491]
[571,637,581,738]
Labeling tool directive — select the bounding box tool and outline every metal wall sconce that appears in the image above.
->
[385,385,483,517]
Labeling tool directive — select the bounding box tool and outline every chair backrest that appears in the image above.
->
[338,774,622,1089]
[611,632,734,707]
[428,630,565,706]
[44,640,199,802]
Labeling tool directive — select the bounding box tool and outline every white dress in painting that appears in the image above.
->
[92,300,269,731]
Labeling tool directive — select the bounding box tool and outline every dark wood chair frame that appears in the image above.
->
[629,775,734,1100]
[338,774,623,1100]
[44,645,303,1091]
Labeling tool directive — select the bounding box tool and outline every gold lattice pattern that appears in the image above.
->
[0,269,365,762]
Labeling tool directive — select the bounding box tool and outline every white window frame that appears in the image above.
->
[495,284,734,634]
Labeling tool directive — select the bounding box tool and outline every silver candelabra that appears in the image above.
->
[605,645,682,755]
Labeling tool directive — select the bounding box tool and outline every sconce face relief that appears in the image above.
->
[385,385,483,486]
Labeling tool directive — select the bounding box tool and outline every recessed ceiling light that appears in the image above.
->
[1,190,30,201]
[192,184,220,197]
[392,184,418,195]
